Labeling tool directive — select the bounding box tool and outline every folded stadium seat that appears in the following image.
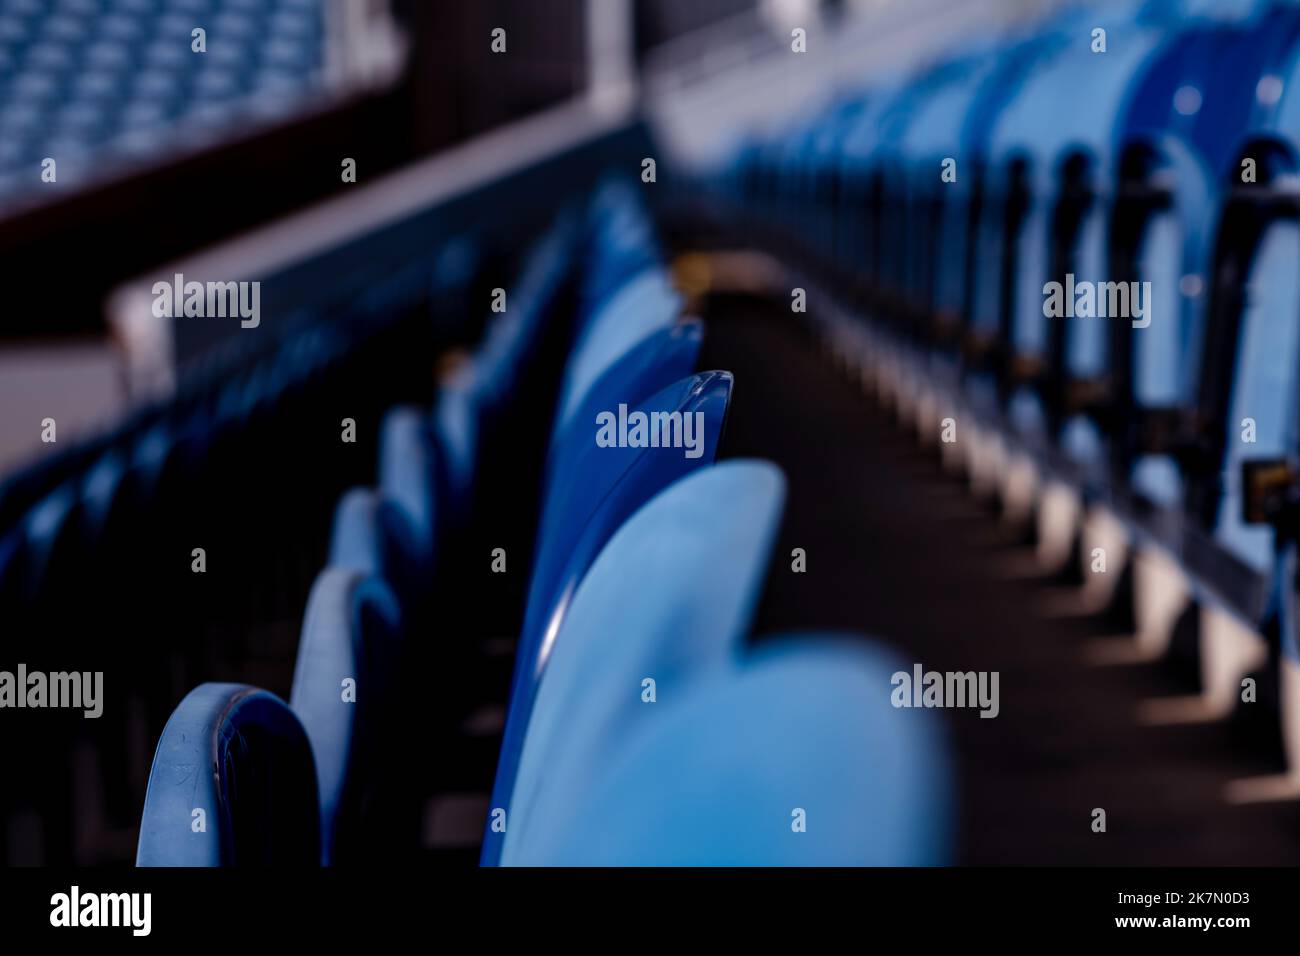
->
[965,9,1168,555]
[17,481,81,608]
[885,49,1008,444]
[0,484,82,865]
[1094,7,1300,664]
[376,405,438,596]
[833,82,911,290]
[428,214,580,519]
[549,266,685,442]
[74,449,143,828]
[430,365,478,521]
[1194,221,1300,682]
[328,487,384,575]
[512,638,950,866]
[497,459,787,865]
[0,421,116,538]
[289,568,404,864]
[544,320,704,487]
[483,371,735,865]
[455,213,580,427]
[575,179,664,318]
[326,401,444,611]
[136,683,320,866]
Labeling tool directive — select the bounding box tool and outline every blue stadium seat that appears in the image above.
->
[510,637,950,866]
[483,376,738,864]
[469,215,578,420]
[137,683,320,866]
[547,318,703,470]
[328,486,383,575]
[289,567,403,864]
[576,179,664,319]
[552,267,684,433]
[376,405,437,583]
[327,406,438,606]
[499,460,788,865]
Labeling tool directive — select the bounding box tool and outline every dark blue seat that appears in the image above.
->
[289,568,403,864]
[136,683,320,867]
[499,460,788,864]
[552,268,684,434]
[511,637,950,866]
[575,179,663,321]
[546,318,703,478]
[482,370,735,864]
[328,405,438,606]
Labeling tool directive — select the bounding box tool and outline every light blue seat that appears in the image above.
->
[553,267,684,433]
[327,486,382,575]
[483,374,736,859]
[326,405,437,604]
[377,404,437,576]
[289,567,402,865]
[136,683,319,867]
[498,459,788,865]
[512,637,950,866]
[576,178,662,318]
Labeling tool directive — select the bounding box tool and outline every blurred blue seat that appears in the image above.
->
[483,371,735,864]
[289,567,403,864]
[18,482,80,605]
[136,683,320,866]
[376,405,437,578]
[512,637,950,866]
[499,459,787,865]
[546,319,704,479]
[328,486,383,575]
[328,406,438,604]
[576,179,663,319]
[552,268,684,434]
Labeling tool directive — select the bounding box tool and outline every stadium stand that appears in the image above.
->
[10,0,1300,872]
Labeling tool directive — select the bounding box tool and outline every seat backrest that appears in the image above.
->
[136,683,319,866]
[289,567,403,865]
[489,458,784,865]
[20,483,81,608]
[544,319,704,496]
[327,487,383,576]
[576,178,662,318]
[511,636,950,866]
[526,370,733,638]
[552,267,684,435]
[496,371,734,777]
[377,405,437,573]
[1214,221,1300,572]
[472,215,578,418]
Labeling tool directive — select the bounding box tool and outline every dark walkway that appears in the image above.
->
[698,290,1300,865]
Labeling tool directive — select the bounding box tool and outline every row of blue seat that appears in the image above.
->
[135,179,951,865]
[0,245,473,864]
[708,0,1300,771]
